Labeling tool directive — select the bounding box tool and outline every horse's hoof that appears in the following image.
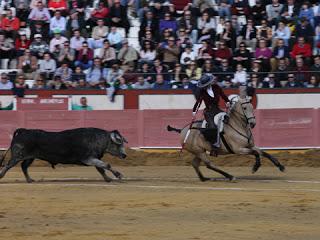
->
[229,176,237,182]
[26,178,35,183]
[200,177,210,182]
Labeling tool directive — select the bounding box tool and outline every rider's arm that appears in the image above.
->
[192,97,202,113]
[219,86,230,103]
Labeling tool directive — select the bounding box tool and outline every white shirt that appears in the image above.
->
[206,86,214,97]
[180,51,196,64]
[49,36,68,52]
[232,71,247,85]
[70,36,85,50]
[0,81,13,89]
[50,16,67,32]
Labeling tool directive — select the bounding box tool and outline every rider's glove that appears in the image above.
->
[226,102,231,108]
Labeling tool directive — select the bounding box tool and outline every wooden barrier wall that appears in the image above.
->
[0,109,319,149]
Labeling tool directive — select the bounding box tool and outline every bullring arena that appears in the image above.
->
[0,149,320,240]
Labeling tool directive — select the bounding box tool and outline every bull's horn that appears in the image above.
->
[110,132,122,145]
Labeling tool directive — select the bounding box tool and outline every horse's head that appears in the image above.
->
[230,96,256,128]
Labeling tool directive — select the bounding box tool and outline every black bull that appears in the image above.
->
[0,128,128,183]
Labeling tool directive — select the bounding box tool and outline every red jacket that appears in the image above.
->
[15,39,31,50]
[1,17,20,31]
[290,43,312,58]
[193,84,230,112]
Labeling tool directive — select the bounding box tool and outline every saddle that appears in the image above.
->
[201,112,227,133]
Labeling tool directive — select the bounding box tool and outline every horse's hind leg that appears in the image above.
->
[261,151,285,172]
[192,157,210,182]
[199,153,235,181]
[251,150,261,173]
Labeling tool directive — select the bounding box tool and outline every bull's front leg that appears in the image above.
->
[83,158,123,181]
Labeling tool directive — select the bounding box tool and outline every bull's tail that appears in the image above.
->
[0,128,26,167]
[167,125,182,133]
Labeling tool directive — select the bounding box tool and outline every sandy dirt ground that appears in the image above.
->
[0,164,319,240]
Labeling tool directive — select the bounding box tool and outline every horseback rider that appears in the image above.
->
[193,74,230,154]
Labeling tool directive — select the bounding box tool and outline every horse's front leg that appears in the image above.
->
[238,147,261,173]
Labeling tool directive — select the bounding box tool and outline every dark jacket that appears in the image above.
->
[272,46,290,58]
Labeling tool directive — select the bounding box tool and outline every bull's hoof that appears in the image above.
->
[279,165,286,172]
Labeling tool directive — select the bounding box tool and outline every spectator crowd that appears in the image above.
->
[0,0,320,95]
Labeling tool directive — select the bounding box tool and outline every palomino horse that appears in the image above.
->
[167,95,285,181]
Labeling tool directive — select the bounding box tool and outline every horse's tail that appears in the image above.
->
[167,125,182,133]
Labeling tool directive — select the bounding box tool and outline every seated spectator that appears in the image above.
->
[285,73,304,88]
[299,2,314,27]
[39,52,57,80]
[261,73,282,88]
[122,63,138,83]
[139,11,159,42]
[72,97,93,110]
[160,36,180,69]
[68,0,85,18]
[237,18,257,51]
[217,59,233,86]
[310,55,320,79]
[54,61,73,82]
[15,33,31,57]
[88,19,109,50]
[218,21,236,50]
[173,75,196,89]
[114,76,132,90]
[218,0,232,19]
[270,38,290,71]
[281,0,299,22]
[214,41,232,66]
[231,0,250,18]
[15,0,30,27]
[12,75,30,95]
[0,31,14,68]
[256,19,273,46]
[48,0,67,13]
[118,39,138,67]
[90,1,109,23]
[232,63,247,86]
[31,75,47,89]
[295,18,314,44]
[250,0,266,25]
[66,10,86,38]
[185,61,202,82]
[132,75,152,89]
[266,0,283,25]
[307,75,319,88]
[49,10,66,36]
[176,28,192,51]
[197,40,214,63]
[70,29,85,52]
[107,26,123,50]
[233,42,251,70]
[291,57,310,87]
[140,30,156,47]
[17,49,38,79]
[106,62,124,86]
[255,39,272,71]
[138,62,155,84]
[274,58,289,87]
[47,75,68,89]
[30,0,46,9]
[139,40,156,65]
[99,40,116,68]
[171,63,186,83]
[71,66,86,82]
[75,42,94,70]
[30,20,48,40]
[153,74,171,89]
[159,12,178,34]
[86,58,108,88]
[197,11,216,44]
[58,41,75,65]
[290,37,312,63]
[178,10,197,44]
[49,30,68,53]
[0,9,20,39]
[109,0,130,36]
[202,60,215,75]
[180,44,196,66]
[75,79,88,89]
[0,73,13,89]
[28,1,50,32]
[273,20,291,47]
[248,73,262,88]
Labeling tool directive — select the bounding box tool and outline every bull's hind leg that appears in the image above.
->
[199,153,235,181]
[192,157,210,182]
[21,158,35,183]
[95,167,113,182]
[83,158,123,181]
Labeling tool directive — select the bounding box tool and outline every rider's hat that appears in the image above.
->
[197,74,215,88]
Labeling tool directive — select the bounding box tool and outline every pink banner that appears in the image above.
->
[0,109,319,149]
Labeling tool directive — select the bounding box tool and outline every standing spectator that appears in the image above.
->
[72,97,93,110]
[255,39,272,71]
[0,9,20,39]
[0,73,13,89]
[15,33,31,56]
[290,37,312,62]
[118,39,138,66]
[86,58,108,88]
[109,0,130,36]
[160,36,180,69]
[39,52,57,80]
[99,39,116,68]
[75,42,94,70]
[49,10,66,36]
[270,38,290,71]
[88,19,109,50]
[266,0,283,25]
[107,26,123,50]
[139,40,156,65]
